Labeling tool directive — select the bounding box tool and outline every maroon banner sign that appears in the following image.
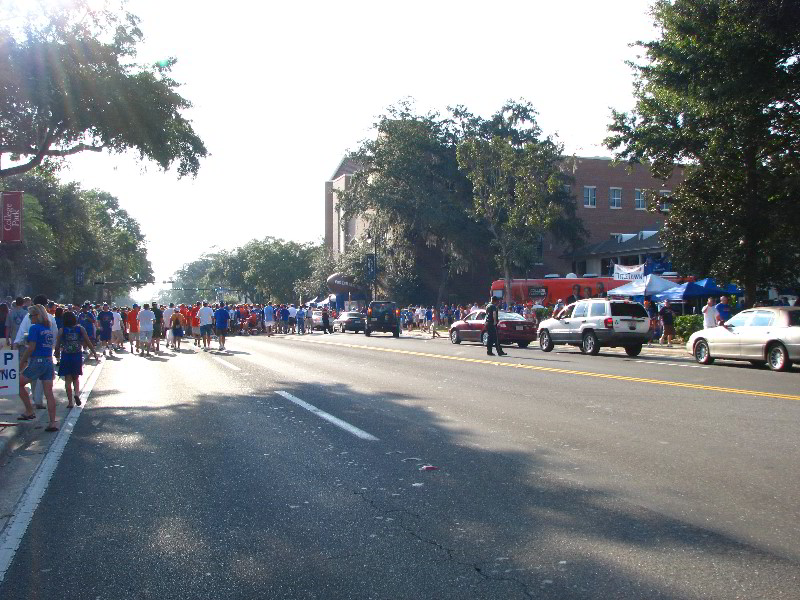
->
[1,191,23,243]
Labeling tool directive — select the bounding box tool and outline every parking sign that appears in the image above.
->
[0,350,20,397]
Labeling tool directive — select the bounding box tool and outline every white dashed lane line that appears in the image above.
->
[275,391,379,441]
[635,360,708,369]
[209,354,241,371]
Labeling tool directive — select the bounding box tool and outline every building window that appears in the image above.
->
[583,186,596,208]
[609,187,622,209]
[659,190,672,212]
[635,189,645,210]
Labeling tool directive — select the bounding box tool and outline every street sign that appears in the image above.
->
[0,350,20,397]
[366,254,377,281]
[1,191,23,243]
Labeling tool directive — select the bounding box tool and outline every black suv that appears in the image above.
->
[365,301,400,337]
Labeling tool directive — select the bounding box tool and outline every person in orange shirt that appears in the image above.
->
[190,302,201,347]
[127,304,140,353]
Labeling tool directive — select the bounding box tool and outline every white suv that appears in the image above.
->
[538,299,651,356]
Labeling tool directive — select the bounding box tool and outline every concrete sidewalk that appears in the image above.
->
[0,355,104,463]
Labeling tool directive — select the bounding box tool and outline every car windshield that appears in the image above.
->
[788,311,800,327]
[371,303,394,313]
[610,303,648,318]
[499,312,525,321]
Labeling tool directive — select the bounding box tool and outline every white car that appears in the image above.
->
[687,306,800,371]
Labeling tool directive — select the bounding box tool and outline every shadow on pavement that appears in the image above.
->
[2,375,797,600]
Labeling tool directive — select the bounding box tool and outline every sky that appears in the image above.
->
[12,0,659,301]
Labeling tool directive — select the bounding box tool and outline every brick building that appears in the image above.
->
[547,156,684,277]
[324,156,684,294]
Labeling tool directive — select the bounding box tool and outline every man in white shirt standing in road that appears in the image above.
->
[702,297,718,329]
[162,303,175,348]
[197,301,214,350]
[137,303,155,357]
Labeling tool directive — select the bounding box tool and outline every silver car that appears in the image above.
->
[538,299,651,356]
[687,306,800,371]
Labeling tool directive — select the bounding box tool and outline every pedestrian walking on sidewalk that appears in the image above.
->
[17,305,60,431]
[659,301,676,346]
[431,307,441,338]
[55,311,97,408]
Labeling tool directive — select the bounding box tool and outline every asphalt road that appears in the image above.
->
[1,332,798,599]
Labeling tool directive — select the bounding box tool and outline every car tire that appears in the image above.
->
[364,329,371,337]
[624,344,642,357]
[582,331,600,355]
[481,331,489,347]
[767,342,791,371]
[693,339,714,365]
[450,330,461,344]
[517,341,530,348]
[539,329,554,352]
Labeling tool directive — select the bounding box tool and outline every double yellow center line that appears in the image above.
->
[289,337,800,401]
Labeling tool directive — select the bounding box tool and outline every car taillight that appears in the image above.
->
[396,309,400,316]
[368,308,372,316]
[604,317,613,328]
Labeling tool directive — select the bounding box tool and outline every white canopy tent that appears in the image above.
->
[608,274,676,298]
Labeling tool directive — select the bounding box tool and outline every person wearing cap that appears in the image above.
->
[96,302,114,356]
[553,298,565,316]
[484,295,506,356]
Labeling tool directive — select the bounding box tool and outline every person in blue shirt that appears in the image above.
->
[715,296,732,325]
[78,304,96,345]
[296,306,306,334]
[18,304,60,431]
[96,303,114,356]
[214,302,230,351]
[263,303,275,336]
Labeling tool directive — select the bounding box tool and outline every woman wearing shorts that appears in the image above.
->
[17,304,60,431]
[55,311,97,408]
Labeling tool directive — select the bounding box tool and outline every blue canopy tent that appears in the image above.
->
[694,278,742,296]
[608,274,676,298]
[651,282,711,303]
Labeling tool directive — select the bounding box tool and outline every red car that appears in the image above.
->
[449,310,538,348]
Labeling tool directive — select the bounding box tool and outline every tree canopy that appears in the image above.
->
[0,169,153,302]
[0,1,207,177]
[457,101,585,302]
[606,0,800,304]
[335,102,487,305]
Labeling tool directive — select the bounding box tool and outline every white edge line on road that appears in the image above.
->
[210,355,241,371]
[0,357,105,582]
[275,391,379,441]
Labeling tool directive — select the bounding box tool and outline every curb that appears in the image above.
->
[0,357,104,464]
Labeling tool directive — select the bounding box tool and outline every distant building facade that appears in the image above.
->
[324,156,684,293]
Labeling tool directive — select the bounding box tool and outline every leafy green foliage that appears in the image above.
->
[160,238,316,305]
[0,170,152,302]
[335,102,489,304]
[457,100,585,301]
[606,0,800,303]
[674,314,704,342]
[0,1,206,177]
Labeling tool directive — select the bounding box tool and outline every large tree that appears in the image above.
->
[0,1,206,177]
[336,103,488,305]
[457,101,584,304]
[0,170,152,302]
[605,0,800,305]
